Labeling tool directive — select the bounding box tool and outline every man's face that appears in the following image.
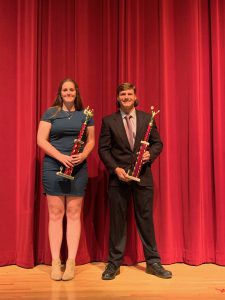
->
[117,88,136,112]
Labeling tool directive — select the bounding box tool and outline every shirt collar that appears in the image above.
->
[120,108,136,119]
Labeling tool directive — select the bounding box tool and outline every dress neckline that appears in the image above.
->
[63,110,75,119]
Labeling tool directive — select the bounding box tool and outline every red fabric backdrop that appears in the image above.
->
[0,0,224,267]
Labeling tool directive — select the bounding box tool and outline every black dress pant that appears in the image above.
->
[108,181,161,267]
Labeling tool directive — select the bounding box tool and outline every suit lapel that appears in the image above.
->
[133,110,148,152]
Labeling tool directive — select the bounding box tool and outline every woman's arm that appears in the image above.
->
[83,126,95,156]
[37,121,74,168]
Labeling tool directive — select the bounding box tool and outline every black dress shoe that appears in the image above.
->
[102,263,120,280]
[146,262,172,279]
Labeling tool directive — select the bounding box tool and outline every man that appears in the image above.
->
[98,82,172,280]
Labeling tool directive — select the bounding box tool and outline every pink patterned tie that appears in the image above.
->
[124,115,134,150]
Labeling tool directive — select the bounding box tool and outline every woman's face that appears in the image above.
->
[61,81,76,105]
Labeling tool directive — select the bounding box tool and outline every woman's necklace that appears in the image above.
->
[64,109,75,119]
[66,111,73,119]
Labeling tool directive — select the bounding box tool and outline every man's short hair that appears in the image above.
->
[116,82,136,96]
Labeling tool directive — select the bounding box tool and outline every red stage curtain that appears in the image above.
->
[0,0,224,267]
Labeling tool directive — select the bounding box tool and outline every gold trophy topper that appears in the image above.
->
[84,106,94,122]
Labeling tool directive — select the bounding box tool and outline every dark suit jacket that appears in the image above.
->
[98,109,163,187]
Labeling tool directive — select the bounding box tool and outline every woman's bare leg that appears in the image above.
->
[47,195,65,259]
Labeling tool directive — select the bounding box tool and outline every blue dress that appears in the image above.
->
[41,107,94,196]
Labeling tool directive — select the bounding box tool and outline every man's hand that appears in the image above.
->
[115,167,131,182]
[142,150,150,164]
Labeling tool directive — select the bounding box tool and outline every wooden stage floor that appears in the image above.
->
[0,263,224,299]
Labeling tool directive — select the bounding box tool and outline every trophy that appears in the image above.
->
[56,106,94,180]
[127,106,160,182]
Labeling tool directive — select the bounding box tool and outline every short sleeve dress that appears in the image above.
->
[41,107,94,196]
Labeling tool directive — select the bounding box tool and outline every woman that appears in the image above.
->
[37,78,95,281]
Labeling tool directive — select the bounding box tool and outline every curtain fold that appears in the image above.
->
[0,0,224,267]
[210,0,225,265]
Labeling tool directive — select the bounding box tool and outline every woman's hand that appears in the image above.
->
[57,154,75,168]
[71,153,86,166]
